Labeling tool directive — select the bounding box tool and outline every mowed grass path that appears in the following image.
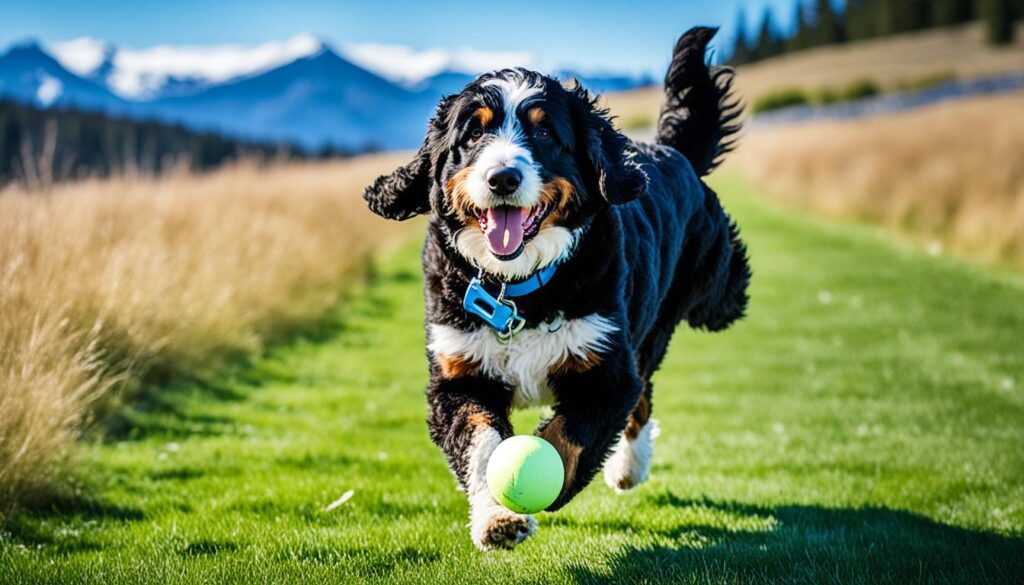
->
[2,174,1023,584]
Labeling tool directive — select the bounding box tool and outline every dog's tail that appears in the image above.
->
[656,27,743,176]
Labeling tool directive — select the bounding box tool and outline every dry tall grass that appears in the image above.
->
[0,155,407,509]
[728,91,1024,267]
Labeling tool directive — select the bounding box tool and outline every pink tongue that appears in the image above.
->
[484,206,529,256]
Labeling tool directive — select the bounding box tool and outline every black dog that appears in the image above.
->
[364,27,749,550]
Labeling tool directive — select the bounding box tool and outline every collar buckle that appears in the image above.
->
[463,276,526,342]
[462,264,558,341]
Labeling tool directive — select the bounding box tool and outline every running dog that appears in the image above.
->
[364,27,750,550]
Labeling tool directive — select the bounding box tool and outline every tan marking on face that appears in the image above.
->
[624,394,651,440]
[437,353,480,379]
[528,107,545,126]
[539,415,581,490]
[474,107,494,128]
[538,177,576,226]
[445,165,479,224]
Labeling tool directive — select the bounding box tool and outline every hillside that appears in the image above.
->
[730,89,1024,269]
[605,22,1024,127]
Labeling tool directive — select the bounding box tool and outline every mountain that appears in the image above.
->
[413,70,478,99]
[413,69,656,102]
[556,70,657,94]
[0,41,128,112]
[138,46,432,149]
[1,37,655,151]
[48,34,326,101]
[1,38,429,149]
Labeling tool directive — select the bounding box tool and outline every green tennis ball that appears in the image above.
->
[486,435,564,514]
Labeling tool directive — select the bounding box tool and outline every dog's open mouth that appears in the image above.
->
[476,205,551,260]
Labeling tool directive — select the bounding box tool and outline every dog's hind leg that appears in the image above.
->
[604,329,669,492]
[426,373,537,551]
[603,381,660,492]
[603,280,684,493]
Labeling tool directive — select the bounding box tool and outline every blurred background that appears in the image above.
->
[2,1,1018,168]
[1,1,1023,581]
[1,0,1022,265]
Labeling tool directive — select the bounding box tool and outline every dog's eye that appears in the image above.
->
[469,128,483,142]
[535,127,551,141]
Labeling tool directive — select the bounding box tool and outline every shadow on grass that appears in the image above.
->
[95,257,411,444]
[567,493,1024,584]
[99,374,242,441]
[2,494,144,554]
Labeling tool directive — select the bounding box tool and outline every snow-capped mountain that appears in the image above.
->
[1,36,654,150]
[48,34,327,100]
[141,46,432,150]
[46,34,528,102]
[0,41,127,111]
[342,43,535,88]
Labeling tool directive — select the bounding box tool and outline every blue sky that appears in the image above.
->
[1,0,807,75]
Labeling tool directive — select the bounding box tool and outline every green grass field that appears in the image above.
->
[2,174,1022,584]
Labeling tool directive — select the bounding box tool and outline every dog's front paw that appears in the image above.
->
[471,507,537,551]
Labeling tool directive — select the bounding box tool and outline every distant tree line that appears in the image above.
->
[730,0,1024,66]
[0,100,352,188]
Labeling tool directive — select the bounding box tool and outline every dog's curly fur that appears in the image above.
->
[364,27,750,550]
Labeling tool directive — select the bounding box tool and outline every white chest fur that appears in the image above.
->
[428,314,618,409]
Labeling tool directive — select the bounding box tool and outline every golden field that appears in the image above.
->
[605,21,1024,128]
[0,155,407,509]
[728,90,1024,268]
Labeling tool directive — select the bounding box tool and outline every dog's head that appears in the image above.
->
[364,68,647,279]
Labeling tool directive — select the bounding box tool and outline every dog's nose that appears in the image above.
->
[486,167,522,196]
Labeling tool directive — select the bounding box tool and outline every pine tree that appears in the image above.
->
[979,0,1016,45]
[752,7,784,61]
[730,8,753,65]
[906,0,933,30]
[789,1,812,51]
[815,0,846,45]
[875,0,899,35]
[844,0,874,41]
[0,99,315,186]
[1011,0,1024,20]
[931,0,974,26]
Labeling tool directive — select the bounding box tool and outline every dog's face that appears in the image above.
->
[365,68,647,279]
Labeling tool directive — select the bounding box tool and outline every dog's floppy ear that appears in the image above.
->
[364,96,455,220]
[363,141,432,221]
[570,85,648,205]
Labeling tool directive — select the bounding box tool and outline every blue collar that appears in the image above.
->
[462,263,559,340]
[499,263,558,298]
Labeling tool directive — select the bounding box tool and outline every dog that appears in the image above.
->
[363,27,750,550]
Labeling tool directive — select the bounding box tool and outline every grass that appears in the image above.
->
[2,172,1023,583]
[751,88,812,114]
[892,71,957,93]
[752,75,945,113]
[753,79,886,113]
[731,90,1024,269]
[0,156,409,510]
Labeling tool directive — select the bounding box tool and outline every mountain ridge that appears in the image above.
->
[1,38,654,150]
